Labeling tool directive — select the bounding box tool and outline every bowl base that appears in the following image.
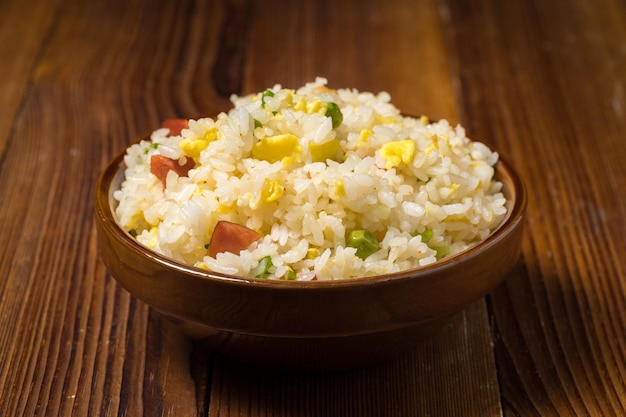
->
[163,314,450,371]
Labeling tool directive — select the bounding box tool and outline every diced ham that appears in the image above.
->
[161,118,188,136]
[208,221,262,258]
[150,154,195,184]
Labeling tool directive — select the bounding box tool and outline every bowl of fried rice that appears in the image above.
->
[95,79,526,370]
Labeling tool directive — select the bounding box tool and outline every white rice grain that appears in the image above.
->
[114,79,507,280]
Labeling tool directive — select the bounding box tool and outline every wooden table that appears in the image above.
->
[2,0,625,415]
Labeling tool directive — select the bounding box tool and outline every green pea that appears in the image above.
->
[417,228,434,243]
[325,102,343,129]
[346,230,379,260]
[431,242,450,259]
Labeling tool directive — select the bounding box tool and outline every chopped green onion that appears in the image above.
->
[261,89,275,108]
[252,255,273,278]
[253,118,262,128]
[143,143,159,154]
[284,267,297,281]
[412,228,449,259]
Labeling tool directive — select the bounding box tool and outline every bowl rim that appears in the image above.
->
[95,139,527,290]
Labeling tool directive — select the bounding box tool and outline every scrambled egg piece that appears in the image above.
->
[448,183,460,194]
[379,140,415,169]
[146,226,159,248]
[375,115,398,125]
[306,100,325,114]
[309,137,342,162]
[293,95,327,115]
[217,203,236,214]
[180,129,217,157]
[293,96,307,112]
[424,134,439,154]
[359,128,372,143]
[262,179,284,203]
[252,133,301,164]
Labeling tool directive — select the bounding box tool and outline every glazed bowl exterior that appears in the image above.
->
[95,144,526,371]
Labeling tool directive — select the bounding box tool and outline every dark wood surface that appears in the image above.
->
[1,0,625,415]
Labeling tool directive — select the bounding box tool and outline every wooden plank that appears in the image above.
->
[440,0,626,415]
[0,0,218,415]
[0,0,60,158]
[208,300,501,417]
[242,0,459,122]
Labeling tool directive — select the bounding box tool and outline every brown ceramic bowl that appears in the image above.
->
[95,139,526,371]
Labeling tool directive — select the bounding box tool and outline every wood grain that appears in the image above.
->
[209,1,500,416]
[241,0,458,121]
[0,0,60,157]
[207,301,501,417]
[0,0,215,415]
[2,0,626,415]
[0,0,503,415]
[441,0,626,415]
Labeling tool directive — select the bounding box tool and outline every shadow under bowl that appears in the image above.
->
[94,145,527,371]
